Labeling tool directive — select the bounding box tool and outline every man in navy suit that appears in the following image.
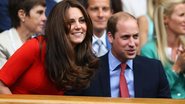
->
[67,12,171,98]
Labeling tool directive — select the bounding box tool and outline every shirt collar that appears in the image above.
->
[108,51,133,72]
[92,30,107,45]
[54,0,62,3]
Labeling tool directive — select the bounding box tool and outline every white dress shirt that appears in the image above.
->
[92,31,108,57]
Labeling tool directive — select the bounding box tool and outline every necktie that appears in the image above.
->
[96,39,108,57]
[120,63,129,98]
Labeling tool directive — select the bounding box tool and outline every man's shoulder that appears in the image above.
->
[98,54,109,70]
[134,55,164,75]
[99,53,108,62]
[135,55,161,64]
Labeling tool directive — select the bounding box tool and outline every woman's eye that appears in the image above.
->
[79,18,86,23]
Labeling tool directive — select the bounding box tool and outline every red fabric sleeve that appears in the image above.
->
[0,38,40,86]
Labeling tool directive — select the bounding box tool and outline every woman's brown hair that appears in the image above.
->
[45,0,98,91]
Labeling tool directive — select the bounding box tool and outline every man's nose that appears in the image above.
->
[98,9,103,17]
[42,14,47,21]
[128,38,135,46]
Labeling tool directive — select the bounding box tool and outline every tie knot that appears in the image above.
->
[96,39,103,46]
[94,39,108,57]
[120,63,126,72]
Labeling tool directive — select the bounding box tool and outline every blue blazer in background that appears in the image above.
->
[46,0,57,17]
[0,0,11,32]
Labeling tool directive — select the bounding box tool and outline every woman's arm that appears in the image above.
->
[0,81,12,94]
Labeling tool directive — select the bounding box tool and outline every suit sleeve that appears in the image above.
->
[157,61,171,98]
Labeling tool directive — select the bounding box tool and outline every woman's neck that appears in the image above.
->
[167,30,180,61]
[167,30,180,48]
[16,26,32,43]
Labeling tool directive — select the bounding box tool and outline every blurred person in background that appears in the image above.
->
[141,0,185,99]
[45,0,63,16]
[0,0,47,68]
[79,0,112,57]
[111,0,123,13]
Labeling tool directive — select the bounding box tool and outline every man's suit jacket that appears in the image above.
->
[80,53,171,98]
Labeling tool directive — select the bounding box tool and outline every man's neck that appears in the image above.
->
[93,30,105,38]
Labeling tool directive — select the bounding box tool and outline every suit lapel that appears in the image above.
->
[99,53,111,97]
[133,56,144,97]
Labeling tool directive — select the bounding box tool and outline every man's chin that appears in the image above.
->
[94,27,106,32]
[127,55,136,59]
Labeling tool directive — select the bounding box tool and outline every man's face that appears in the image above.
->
[108,18,139,62]
[87,0,112,33]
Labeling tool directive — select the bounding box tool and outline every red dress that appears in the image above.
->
[0,36,64,94]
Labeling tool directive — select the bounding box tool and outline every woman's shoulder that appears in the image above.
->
[141,39,157,52]
[140,39,158,58]
[142,39,156,48]
[23,35,46,51]
[0,28,19,49]
[34,35,45,41]
[17,35,46,60]
[27,35,45,44]
[0,29,13,41]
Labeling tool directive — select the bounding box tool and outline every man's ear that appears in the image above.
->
[107,31,113,43]
[18,9,26,23]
